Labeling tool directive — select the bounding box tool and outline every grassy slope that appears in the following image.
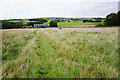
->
[2,28,118,78]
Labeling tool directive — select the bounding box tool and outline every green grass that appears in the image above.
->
[9,21,20,22]
[2,30,35,61]
[2,28,118,78]
[58,21,101,26]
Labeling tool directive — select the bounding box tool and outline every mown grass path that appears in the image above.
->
[33,28,118,78]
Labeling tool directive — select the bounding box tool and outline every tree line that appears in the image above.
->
[2,20,57,29]
[2,21,23,29]
[83,19,102,23]
[29,18,47,23]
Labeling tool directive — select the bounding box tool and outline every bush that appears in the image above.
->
[95,23,104,27]
[41,25,44,28]
[29,26,33,28]
[50,21,58,27]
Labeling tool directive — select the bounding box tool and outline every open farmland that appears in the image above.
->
[2,27,118,78]
[9,20,101,27]
[58,21,101,26]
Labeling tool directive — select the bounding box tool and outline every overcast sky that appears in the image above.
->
[0,0,119,19]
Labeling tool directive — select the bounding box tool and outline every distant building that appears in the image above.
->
[34,24,48,28]
[118,1,120,11]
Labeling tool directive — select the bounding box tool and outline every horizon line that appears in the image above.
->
[1,16,106,20]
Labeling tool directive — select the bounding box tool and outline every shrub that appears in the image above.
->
[50,21,58,27]
[41,25,44,28]
[29,26,33,28]
[95,23,104,27]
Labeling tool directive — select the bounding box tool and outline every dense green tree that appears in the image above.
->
[27,21,43,26]
[0,20,2,29]
[29,18,47,23]
[105,13,118,26]
[83,20,87,23]
[94,19,102,22]
[83,19,94,23]
[117,11,120,25]
[2,21,23,29]
[2,21,10,29]
[50,21,58,27]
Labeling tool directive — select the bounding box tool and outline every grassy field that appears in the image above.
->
[58,21,101,26]
[2,27,118,78]
[9,20,101,27]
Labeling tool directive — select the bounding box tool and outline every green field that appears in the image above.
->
[58,21,101,26]
[2,27,118,78]
[9,20,101,27]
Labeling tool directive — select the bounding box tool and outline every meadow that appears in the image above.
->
[2,27,118,78]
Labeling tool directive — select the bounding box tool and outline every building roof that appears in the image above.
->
[34,24,48,27]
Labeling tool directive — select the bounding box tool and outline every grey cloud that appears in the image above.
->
[1,1,118,19]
